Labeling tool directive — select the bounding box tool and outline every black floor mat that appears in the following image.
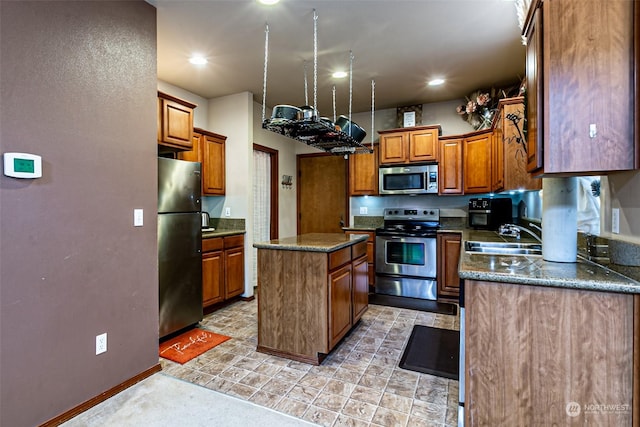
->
[399,325,460,380]
[369,293,457,316]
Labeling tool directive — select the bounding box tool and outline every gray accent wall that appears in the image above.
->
[0,2,158,426]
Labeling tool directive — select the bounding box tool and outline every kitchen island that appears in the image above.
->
[458,231,640,426]
[254,233,369,364]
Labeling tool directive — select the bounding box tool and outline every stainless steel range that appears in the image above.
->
[375,208,440,300]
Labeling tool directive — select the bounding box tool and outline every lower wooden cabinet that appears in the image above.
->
[345,231,375,287]
[257,240,368,364]
[465,280,636,426]
[202,234,245,310]
[437,232,461,299]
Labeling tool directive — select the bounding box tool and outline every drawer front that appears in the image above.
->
[351,241,367,260]
[223,234,244,249]
[329,247,351,270]
[202,237,223,252]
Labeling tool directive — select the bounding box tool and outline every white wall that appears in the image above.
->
[602,170,640,244]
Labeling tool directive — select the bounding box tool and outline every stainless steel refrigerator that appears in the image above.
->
[158,157,202,339]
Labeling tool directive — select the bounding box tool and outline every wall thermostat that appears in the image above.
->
[3,152,42,179]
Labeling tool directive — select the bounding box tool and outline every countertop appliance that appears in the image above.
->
[375,208,440,300]
[468,197,512,230]
[158,157,203,339]
[379,164,438,195]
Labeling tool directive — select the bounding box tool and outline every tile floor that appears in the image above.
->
[161,299,460,427]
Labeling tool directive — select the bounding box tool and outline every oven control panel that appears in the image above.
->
[382,208,439,221]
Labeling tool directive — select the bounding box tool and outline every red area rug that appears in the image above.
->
[159,328,231,364]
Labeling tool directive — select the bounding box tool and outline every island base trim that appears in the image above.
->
[256,345,326,366]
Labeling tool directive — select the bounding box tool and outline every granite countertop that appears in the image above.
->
[202,229,246,239]
[253,232,369,253]
[459,230,640,294]
[342,226,378,232]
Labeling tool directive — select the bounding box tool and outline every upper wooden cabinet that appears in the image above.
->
[494,97,541,191]
[463,130,493,194]
[157,91,196,152]
[378,125,440,165]
[348,144,379,196]
[178,128,226,196]
[524,0,639,174]
[438,137,464,195]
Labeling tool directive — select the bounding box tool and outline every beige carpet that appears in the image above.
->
[60,373,318,427]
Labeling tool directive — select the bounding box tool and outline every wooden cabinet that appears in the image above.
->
[348,144,379,196]
[351,255,369,323]
[465,279,636,425]
[329,263,353,349]
[524,0,638,174]
[494,97,541,191]
[178,128,226,196]
[436,232,461,299]
[202,234,244,310]
[223,235,244,299]
[345,231,375,287]
[438,137,464,195]
[157,91,196,152]
[463,130,493,194]
[202,238,224,307]
[257,239,368,364]
[378,125,440,165]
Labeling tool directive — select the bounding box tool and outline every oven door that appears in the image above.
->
[375,235,436,278]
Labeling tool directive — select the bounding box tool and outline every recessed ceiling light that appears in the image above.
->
[189,55,207,65]
[428,78,445,86]
[332,71,348,78]
[258,0,280,5]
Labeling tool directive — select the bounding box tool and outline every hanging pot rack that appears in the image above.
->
[260,10,374,155]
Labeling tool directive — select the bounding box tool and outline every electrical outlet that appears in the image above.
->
[96,333,107,355]
[612,208,620,234]
[359,206,368,215]
[225,207,231,217]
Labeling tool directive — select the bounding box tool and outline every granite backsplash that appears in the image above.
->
[209,217,245,231]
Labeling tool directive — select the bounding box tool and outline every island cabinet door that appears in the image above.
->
[352,255,369,323]
[329,263,352,349]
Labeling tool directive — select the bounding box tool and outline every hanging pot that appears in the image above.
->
[335,115,367,143]
[319,116,335,130]
[297,105,318,122]
[271,105,301,122]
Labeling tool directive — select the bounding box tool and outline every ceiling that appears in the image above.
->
[152,0,526,116]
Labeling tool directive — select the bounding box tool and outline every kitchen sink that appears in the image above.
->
[464,241,542,256]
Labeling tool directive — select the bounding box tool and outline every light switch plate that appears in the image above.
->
[134,209,143,227]
[359,207,368,215]
[225,207,231,217]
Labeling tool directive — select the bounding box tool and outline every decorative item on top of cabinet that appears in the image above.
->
[438,136,464,195]
[157,91,196,152]
[202,234,244,312]
[436,232,461,300]
[463,130,493,194]
[348,144,379,196]
[523,0,638,174]
[178,128,226,195]
[494,97,541,191]
[378,125,441,165]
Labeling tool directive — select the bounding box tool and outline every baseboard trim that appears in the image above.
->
[40,363,162,426]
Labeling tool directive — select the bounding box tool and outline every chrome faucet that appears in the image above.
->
[498,223,543,243]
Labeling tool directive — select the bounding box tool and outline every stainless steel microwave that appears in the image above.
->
[379,164,438,195]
